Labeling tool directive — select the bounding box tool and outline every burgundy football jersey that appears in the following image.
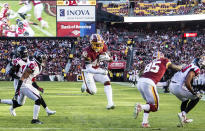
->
[82,43,108,68]
[141,58,171,84]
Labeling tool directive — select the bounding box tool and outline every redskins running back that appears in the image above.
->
[81,33,115,110]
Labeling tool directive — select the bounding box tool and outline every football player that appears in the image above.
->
[13,51,55,124]
[81,34,115,110]
[16,18,35,37]
[0,3,10,20]
[0,46,30,115]
[169,55,205,127]
[18,0,48,28]
[131,68,139,87]
[0,48,55,119]
[134,51,182,128]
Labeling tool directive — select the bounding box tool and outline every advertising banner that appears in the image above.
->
[57,22,96,37]
[108,61,126,70]
[57,6,95,22]
[57,0,96,5]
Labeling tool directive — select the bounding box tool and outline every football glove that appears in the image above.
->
[196,93,202,99]
[38,87,44,94]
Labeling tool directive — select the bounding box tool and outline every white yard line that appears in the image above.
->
[0,3,54,37]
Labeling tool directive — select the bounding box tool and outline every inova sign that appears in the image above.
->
[57,6,95,22]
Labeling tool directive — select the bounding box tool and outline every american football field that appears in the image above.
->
[0,81,205,131]
[0,0,56,37]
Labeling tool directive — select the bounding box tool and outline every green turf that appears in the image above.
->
[0,1,56,37]
[0,81,205,131]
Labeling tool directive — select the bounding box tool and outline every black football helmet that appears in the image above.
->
[33,51,47,66]
[192,55,205,69]
[17,46,28,61]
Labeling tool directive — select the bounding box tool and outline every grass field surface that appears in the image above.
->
[0,0,56,37]
[0,81,205,131]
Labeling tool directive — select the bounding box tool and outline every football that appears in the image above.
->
[99,52,110,61]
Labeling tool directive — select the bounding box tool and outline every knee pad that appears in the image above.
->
[35,99,41,105]
[149,104,158,112]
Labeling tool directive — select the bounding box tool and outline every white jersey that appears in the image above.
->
[132,70,139,76]
[23,60,42,85]
[171,63,200,86]
[12,58,28,77]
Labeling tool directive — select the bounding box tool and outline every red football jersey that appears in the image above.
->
[82,43,108,68]
[141,58,171,84]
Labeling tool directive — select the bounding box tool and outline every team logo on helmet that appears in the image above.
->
[152,51,164,59]
[17,46,28,60]
[34,51,47,67]
[90,34,104,52]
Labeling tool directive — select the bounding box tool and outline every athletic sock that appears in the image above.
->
[104,85,113,106]
[33,104,40,119]
[1,99,13,105]
[185,98,200,114]
[142,112,149,124]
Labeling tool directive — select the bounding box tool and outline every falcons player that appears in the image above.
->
[0,3,10,20]
[0,49,55,120]
[0,46,30,115]
[169,55,205,127]
[134,51,182,128]
[18,0,48,28]
[16,19,34,37]
[11,51,56,124]
[81,34,115,110]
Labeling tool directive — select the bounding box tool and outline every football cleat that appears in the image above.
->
[31,119,43,124]
[81,85,86,93]
[177,112,185,127]
[9,106,16,116]
[41,20,49,28]
[184,118,193,123]
[134,103,142,119]
[106,105,115,110]
[142,123,150,128]
[47,110,56,116]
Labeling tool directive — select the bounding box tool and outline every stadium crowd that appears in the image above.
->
[101,1,205,16]
[0,23,205,81]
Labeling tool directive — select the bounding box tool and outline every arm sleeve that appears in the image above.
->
[32,81,40,89]
[9,65,20,79]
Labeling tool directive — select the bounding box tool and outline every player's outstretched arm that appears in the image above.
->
[168,63,182,71]
[32,82,44,93]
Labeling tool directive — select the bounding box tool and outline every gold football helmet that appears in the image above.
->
[153,51,164,59]
[90,34,104,52]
